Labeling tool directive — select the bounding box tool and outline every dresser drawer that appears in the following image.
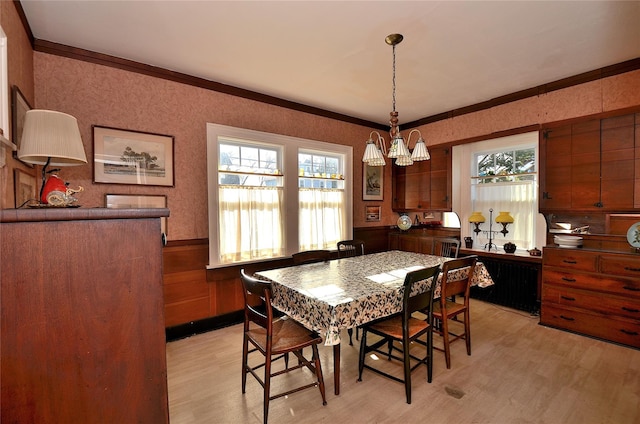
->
[542,285,640,320]
[541,304,640,348]
[600,254,640,278]
[543,269,640,297]
[543,249,598,272]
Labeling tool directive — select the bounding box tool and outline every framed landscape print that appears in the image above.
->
[13,168,36,207]
[105,193,168,235]
[363,163,383,200]
[93,126,175,186]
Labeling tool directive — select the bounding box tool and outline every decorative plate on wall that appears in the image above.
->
[626,222,640,249]
[397,214,412,231]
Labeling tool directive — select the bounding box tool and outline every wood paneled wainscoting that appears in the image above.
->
[163,226,391,340]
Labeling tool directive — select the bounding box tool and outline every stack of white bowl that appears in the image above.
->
[554,235,583,248]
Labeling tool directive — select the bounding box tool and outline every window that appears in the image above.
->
[472,146,537,249]
[452,132,544,251]
[298,151,345,250]
[207,124,352,267]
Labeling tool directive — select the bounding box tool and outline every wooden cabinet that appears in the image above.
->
[601,114,636,210]
[392,145,451,211]
[392,158,430,210]
[429,146,452,210]
[0,208,170,423]
[541,247,640,348]
[541,113,638,211]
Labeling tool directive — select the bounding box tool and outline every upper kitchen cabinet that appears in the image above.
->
[392,145,451,212]
[600,114,636,210]
[636,114,640,208]
[540,113,638,212]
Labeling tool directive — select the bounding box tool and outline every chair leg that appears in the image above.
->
[403,340,412,404]
[348,328,354,345]
[465,309,471,356]
[241,336,248,393]
[441,315,452,369]
[387,339,393,360]
[426,328,433,383]
[263,353,271,424]
[357,330,367,381]
[311,344,328,405]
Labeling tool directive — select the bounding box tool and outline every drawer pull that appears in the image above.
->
[562,260,577,264]
[559,315,575,321]
[622,307,640,313]
[624,266,640,272]
[623,286,640,292]
[561,295,576,301]
[620,329,639,336]
[561,277,576,283]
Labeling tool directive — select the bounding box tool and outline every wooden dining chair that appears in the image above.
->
[240,269,327,424]
[336,239,365,258]
[357,265,441,404]
[292,249,331,265]
[432,255,478,369]
[432,237,461,258]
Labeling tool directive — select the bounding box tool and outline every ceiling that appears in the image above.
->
[19,1,640,126]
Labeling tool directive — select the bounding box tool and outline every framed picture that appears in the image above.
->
[11,85,32,165]
[93,126,175,187]
[363,163,383,200]
[105,194,168,235]
[366,205,381,222]
[13,168,37,207]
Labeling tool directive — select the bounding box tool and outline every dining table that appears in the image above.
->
[255,250,494,395]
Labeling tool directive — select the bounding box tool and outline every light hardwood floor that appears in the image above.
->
[167,299,640,423]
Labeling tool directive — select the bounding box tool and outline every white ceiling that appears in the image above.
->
[20,1,640,126]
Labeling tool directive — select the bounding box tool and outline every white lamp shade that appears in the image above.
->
[368,153,386,166]
[411,138,430,161]
[388,135,411,159]
[395,155,414,166]
[363,141,387,166]
[18,110,87,166]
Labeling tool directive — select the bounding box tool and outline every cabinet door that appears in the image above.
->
[570,120,601,209]
[600,114,635,210]
[392,159,431,210]
[636,113,640,208]
[429,146,451,210]
[541,125,572,209]
[392,167,407,210]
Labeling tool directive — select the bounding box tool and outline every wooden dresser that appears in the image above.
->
[541,246,640,348]
[0,208,170,423]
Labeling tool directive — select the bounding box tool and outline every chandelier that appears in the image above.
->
[362,34,430,167]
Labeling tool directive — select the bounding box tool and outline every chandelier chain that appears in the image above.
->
[392,44,397,112]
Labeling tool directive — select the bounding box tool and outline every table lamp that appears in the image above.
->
[17,110,87,206]
[468,211,485,235]
[495,211,514,236]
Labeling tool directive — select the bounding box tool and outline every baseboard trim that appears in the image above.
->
[165,311,243,342]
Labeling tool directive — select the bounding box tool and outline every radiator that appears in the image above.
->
[470,257,540,314]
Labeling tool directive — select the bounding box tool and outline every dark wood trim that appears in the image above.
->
[12,1,34,46]
[459,247,543,265]
[164,238,208,248]
[165,311,243,342]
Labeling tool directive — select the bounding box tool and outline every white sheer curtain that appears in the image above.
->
[298,188,344,250]
[472,181,536,249]
[218,186,285,263]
